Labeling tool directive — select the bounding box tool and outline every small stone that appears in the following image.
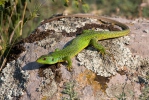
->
[143,29,149,33]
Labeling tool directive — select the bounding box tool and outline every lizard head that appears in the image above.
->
[36,54,61,65]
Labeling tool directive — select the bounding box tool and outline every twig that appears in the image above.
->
[0,58,7,72]
[20,1,27,36]
[9,21,22,44]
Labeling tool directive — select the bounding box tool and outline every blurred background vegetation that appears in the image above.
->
[0,0,149,70]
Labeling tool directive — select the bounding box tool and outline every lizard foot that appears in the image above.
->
[99,47,115,60]
[100,48,115,62]
[66,66,73,71]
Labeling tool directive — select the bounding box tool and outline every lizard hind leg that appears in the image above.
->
[90,38,106,56]
[90,38,114,60]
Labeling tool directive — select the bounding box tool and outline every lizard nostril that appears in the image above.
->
[43,58,46,60]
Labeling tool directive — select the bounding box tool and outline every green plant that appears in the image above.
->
[139,84,149,100]
[52,0,89,13]
[0,0,40,71]
[116,92,127,100]
[96,0,145,18]
[139,72,149,100]
[62,81,78,100]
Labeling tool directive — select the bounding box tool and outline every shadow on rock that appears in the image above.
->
[22,62,41,70]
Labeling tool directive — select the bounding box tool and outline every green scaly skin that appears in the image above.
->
[36,18,130,70]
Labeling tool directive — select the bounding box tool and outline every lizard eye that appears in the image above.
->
[43,58,46,60]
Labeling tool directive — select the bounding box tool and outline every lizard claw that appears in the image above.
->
[100,48,115,61]
[99,48,106,57]
[67,66,72,71]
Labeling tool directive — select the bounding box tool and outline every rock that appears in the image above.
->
[1,14,149,100]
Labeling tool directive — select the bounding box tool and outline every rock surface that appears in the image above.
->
[0,14,149,100]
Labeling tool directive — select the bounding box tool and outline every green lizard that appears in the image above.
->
[36,18,130,70]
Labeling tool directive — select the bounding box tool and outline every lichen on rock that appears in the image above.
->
[0,59,29,100]
[77,35,142,77]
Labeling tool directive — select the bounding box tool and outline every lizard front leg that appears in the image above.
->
[63,56,72,71]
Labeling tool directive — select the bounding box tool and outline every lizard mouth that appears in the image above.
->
[36,58,47,64]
